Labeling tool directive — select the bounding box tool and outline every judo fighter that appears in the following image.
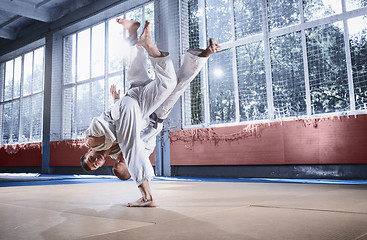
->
[80,18,221,207]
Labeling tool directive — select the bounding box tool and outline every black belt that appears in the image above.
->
[149,112,163,129]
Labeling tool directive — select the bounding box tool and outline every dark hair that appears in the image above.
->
[80,154,92,172]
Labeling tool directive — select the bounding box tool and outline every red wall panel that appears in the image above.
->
[49,140,115,166]
[170,115,367,165]
[0,115,366,167]
[49,140,155,166]
[0,143,42,166]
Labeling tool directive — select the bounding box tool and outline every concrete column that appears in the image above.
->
[153,0,181,176]
[41,34,53,174]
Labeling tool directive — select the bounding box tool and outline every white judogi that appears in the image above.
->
[155,49,208,119]
[87,45,208,185]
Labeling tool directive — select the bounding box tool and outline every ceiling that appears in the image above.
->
[0,0,97,47]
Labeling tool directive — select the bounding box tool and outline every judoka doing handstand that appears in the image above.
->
[80,18,221,207]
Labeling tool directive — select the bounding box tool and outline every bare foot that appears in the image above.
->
[116,18,140,40]
[199,38,222,57]
[137,21,153,47]
[137,21,161,57]
[127,197,156,207]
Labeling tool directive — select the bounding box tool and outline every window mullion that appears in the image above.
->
[0,64,3,144]
[200,0,210,126]
[12,58,21,143]
[142,4,146,24]
[18,55,25,142]
[105,20,109,111]
[300,0,312,116]
[262,0,274,120]
[89,28,93,123]
[342,0,356,113]
[229,0,240,123]
[29,51,35,141]
[8,60,14,143]
[73,34,79,137]
[11,59,15,100]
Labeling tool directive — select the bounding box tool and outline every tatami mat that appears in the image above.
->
[0,177,366,240]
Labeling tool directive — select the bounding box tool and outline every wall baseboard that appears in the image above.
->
[171,164,367,179]
[2,164,366,179]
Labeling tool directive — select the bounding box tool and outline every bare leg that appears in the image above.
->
[154,39,221,119]
[116,18,141,44]
[113,157,131,181]
[137,21,161,57]
[127,180,156,207]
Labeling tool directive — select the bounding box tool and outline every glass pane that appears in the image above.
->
[185,0,204,124]
[108,75,124,107]
[13,57,21,98]
[126,8,143,36]
[270,32,306,118]
[92,23,105,78]
[32,93,43,141]
[21,97,31,142]
[63,87,75,139]
[63,34,76,84]
[77,29,91,81]
[234,0,263,39]
[208,49,235,124]
[2,102,11,144]
[76,84,90,136]
[145,2,155,43]
[306,22,349,114]
[92,79,104,118]
[11,100,19,143]
[188,0,202,49]
[346,0,367,11]
[23,52,33,96]
[33,47,44,93]
[206,0,233,43]
[349,16,367,110]
[4,60,13,101]
[108,17,128,73]
[303,0,342,22]
[236,42,268,121]
[184,74,204,125]
[268,0,300,31]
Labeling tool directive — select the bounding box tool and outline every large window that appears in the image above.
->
[183,0,367,127]
[0,47,44,144]
[62,2,154,139]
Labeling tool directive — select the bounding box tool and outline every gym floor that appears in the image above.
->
[1,174,367,240]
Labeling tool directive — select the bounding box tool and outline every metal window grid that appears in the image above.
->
[182,0,367,128]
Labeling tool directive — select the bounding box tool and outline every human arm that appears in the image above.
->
[85,135,106,148]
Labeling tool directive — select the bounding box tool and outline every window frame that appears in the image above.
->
[0,41,45,145]
[182,0,367,129]
[61,2,154,140]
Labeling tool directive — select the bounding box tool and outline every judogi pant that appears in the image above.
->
[111,46,208,185]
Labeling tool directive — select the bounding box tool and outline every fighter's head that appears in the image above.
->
[80,150,106,172]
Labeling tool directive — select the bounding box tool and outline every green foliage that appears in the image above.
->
[186,0,367,125]
[237,42,268,121]
[306,23,350,113]
[270,32,307,117]
[350,27,367,109]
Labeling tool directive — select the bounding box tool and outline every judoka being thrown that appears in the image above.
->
[80,18,221,207]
